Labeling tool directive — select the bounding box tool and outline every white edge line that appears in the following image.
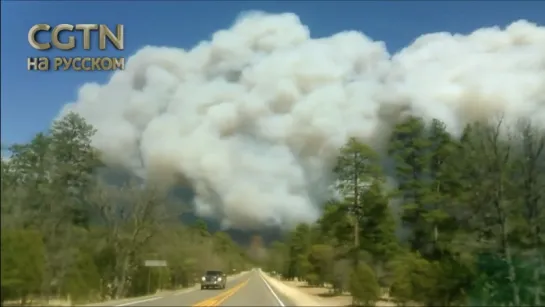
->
[258,269,286,307]
[115,296,162,306]
[175,285,199,295]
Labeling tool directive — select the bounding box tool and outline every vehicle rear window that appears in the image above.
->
[205,271,222,275]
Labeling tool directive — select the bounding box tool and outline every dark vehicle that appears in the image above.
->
[200,270,227,290]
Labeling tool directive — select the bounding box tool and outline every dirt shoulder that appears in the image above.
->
[261,273,397,307]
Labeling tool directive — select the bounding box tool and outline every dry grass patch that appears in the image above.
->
[280,279,397,307]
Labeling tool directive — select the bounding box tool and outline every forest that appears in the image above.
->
[1,112,544,306]
[261,116,545,306]
[1,113,253,306]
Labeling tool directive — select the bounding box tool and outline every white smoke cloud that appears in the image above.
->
[58,12,545,230]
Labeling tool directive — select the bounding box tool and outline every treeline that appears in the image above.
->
[263,116,545,306]
[0,113,251,306]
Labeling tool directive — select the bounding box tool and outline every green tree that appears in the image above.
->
[358,180,399,286]
[1,230,45,305]
[308,244,334,286]
[193,219,209,237]
[389,252,440,306]
[389,116,436,257]
[421,119,459,259]
[334,137,381,265]
[349,263,381,306]
[286,223,312,280]
[510,120,545,306]
[3,113,102,302]
[265,241,288,277]
[460,119,521,305]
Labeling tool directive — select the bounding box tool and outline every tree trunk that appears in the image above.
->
[498,209,520,306]
[113,255,130,299]
[533,252,543,306]
[353,152,360,267]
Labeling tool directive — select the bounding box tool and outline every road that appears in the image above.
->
[110,270,295,307]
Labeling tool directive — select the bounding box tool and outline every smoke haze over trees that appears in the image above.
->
[58,12,545,230]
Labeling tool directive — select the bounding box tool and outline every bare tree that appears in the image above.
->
[513,119,545,306]
[465,116,520,305]
[89,180,170,299]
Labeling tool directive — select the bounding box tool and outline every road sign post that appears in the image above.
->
[144,260,167,293]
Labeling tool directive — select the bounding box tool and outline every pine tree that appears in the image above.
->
[388,116,432,256]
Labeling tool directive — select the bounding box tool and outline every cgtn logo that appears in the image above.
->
[27,24,125,72]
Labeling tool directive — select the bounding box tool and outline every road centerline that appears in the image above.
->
[213,280,249,306]
[192,279,249,307]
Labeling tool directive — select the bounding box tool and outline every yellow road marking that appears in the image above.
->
[213,280,248,306]
[192,279,249,307]
[192,282,246,307]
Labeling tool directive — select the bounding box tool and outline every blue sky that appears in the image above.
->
[1,0,544,147]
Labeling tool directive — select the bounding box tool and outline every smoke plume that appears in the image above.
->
[58,12,545,230]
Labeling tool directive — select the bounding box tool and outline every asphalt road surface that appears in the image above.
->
[111,270,296,307]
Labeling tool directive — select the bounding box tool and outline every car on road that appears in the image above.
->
[200,270,227,290]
